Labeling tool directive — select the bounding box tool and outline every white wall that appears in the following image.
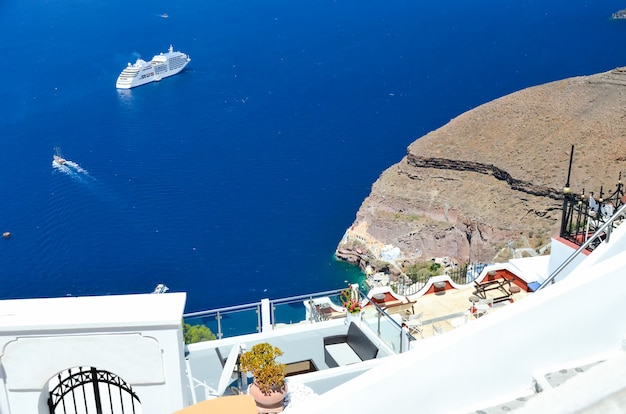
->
[0,292,188,414]
[299,223,626,413]
[547,236,588,282]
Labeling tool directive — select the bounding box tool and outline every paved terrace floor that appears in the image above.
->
[405,286,529,339]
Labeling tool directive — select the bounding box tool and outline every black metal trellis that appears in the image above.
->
[48,367,141,414]
[559,152,624,251]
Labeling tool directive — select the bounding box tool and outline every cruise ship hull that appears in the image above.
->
[116,45,190,89]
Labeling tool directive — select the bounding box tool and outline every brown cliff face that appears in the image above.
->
[337,68,626,272]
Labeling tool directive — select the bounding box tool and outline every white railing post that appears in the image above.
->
[185,358,197,404]
[239,343,249,392]
[401,325,410,353]
[260,298,272,332]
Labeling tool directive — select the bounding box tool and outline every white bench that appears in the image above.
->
[324,343,363,366]
[323,323,379,368]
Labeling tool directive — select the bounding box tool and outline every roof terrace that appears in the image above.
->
[182,276,531,404]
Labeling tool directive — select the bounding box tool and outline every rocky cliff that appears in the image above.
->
[336,68,626,275]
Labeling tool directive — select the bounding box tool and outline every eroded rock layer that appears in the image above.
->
[337,68,626,274]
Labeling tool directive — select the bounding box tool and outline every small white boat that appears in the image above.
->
[53,147,67,166]
[153,284,169,294]
[53,154,66,165]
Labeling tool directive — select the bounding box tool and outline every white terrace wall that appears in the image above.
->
[547,236,589,282]
[300,220,626,413]
[0,292,189,414]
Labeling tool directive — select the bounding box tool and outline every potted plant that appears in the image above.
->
[340,287,362,324]
[239,342,288,412]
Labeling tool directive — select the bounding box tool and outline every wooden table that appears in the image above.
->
[473,278,513,303]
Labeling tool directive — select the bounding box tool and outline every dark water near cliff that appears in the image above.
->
[0,0,624,312]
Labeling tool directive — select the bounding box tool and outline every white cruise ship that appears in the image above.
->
[115,45,190,89]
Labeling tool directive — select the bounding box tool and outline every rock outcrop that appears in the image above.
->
[336,68,626,274]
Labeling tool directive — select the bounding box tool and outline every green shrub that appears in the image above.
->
[405,261,443,283]
[183,322,216,344]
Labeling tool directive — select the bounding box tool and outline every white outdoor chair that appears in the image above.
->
[474,298,492,317]
[451,313,469,328]
[405,312,424,337]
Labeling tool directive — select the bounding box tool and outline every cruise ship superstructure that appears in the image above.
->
[115,45,190,89]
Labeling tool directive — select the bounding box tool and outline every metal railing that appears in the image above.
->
[560,175,624,251]
[270,289,346,327]
[183,287,414,353]
[184,302,263,339]
[394,263,486,296]
[538,202,626,291]
[358,291,415,352]
[183,289,346,340]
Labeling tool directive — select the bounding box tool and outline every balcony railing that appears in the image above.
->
[183,286,414,353]
[183,289,347,339]
[560,174,624,251]
[540,201,626,290]
[393,262,486,296]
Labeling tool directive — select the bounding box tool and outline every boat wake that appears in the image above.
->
[52,159,89,174]
[52,148,93,180]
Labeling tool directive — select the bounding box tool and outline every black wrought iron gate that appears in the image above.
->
[48,367,141,414]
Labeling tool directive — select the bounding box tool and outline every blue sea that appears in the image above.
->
[0,0,624,312]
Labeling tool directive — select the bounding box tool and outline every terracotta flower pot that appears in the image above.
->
[248,381,288,413]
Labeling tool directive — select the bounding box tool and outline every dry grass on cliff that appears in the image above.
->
[410,71,626,192]
[346,67,626,264]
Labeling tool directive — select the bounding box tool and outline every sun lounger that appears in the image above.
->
[382,300,416,316]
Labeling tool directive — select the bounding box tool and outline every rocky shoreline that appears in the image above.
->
[336,68,626,277]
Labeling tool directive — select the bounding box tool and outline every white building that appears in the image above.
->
[0,293,188,413]
[2,202,625,414]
